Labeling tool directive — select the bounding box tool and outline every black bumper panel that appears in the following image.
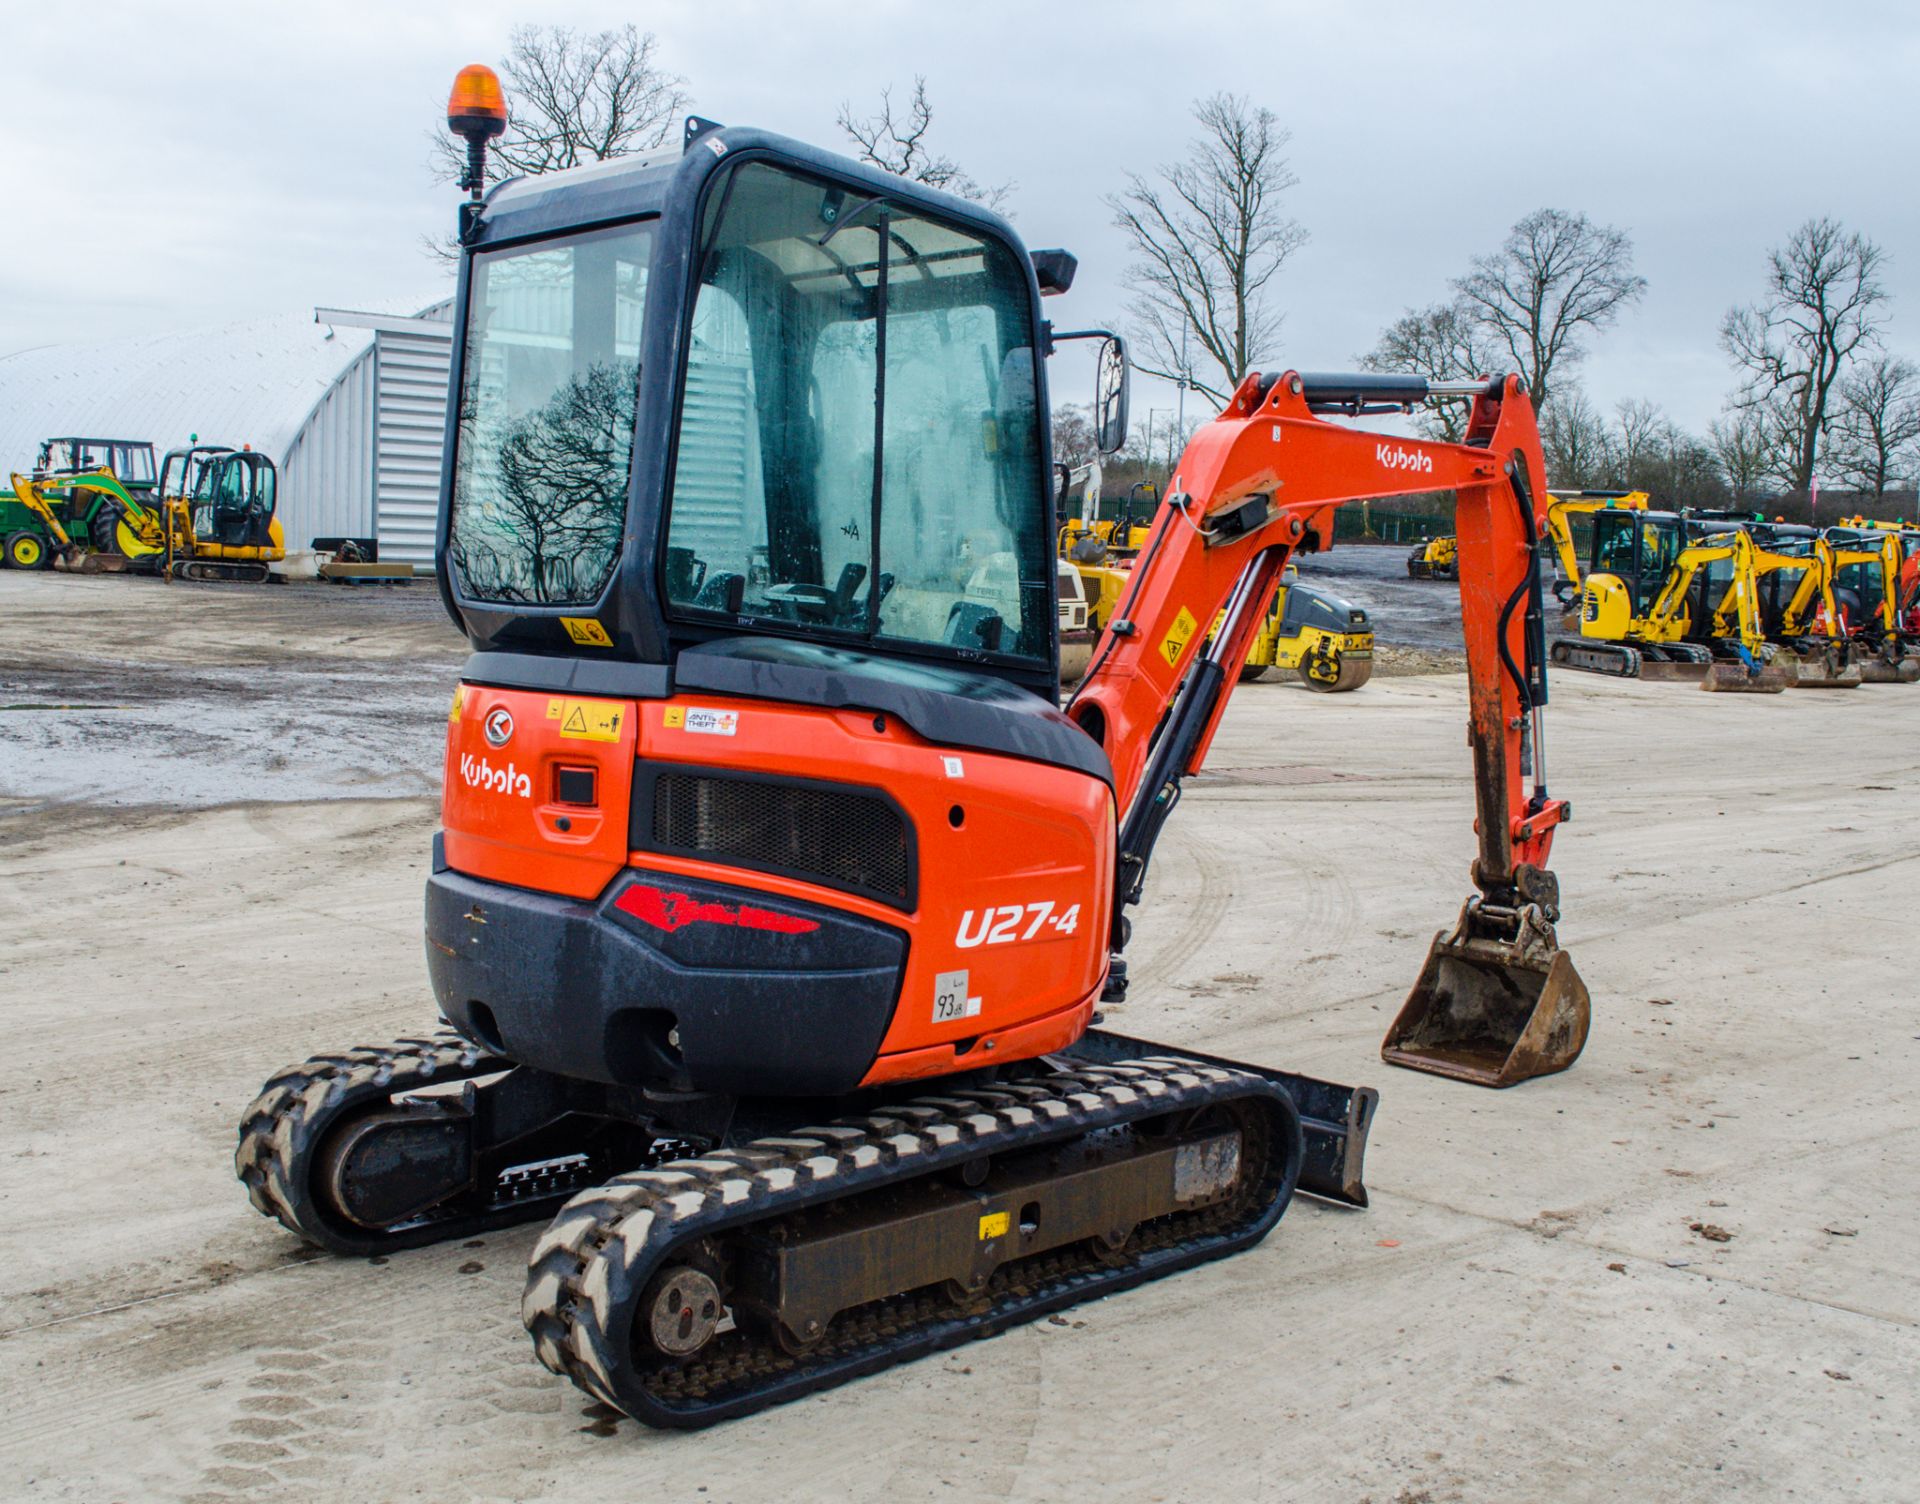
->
[425,866,905,1096]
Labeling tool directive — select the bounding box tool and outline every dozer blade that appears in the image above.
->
[1636,659,1709,683]
[1788,644,1863,689]
[1856,651,1918,684]
[1382,899,1589,1088]
[1701,658,1793,693]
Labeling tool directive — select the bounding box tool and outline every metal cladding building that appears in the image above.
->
[0,303,454,567]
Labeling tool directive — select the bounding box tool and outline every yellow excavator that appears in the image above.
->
[1816,527,1920,683]
[1739,527,1860,688]
[127,445,287,582]
[1405,533,1457,579]
[6,469,150,569]
[1557,524,1793,692]
[1542,491,1649,605]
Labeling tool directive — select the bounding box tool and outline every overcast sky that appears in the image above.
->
[7,0,1918,438]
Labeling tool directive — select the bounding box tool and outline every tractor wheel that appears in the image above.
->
[90,505,124,555]
[5,531,48,569]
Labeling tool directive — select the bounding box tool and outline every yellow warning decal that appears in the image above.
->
[663,706,686,729]
[1158,606,1199,667]
[448,685,465,723]
[560,616,613,647]
[978,1210,1010,1241]
[549,698,624,742]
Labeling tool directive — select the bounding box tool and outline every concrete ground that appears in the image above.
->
[1,571,1915,1503]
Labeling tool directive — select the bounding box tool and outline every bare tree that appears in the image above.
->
[1359,301,1499,441]
[1539,387,1618,490]
[1051,404,1098,471]
[432,25,687,183]
[1107,93,1307,405]
[427,26,687,261]
[1454,209,1646,411]
[1708,409,1777,505]
[1829,354,1920,503]
[1721,217,1888,494]
[837,78,1012,210]
[1612,398,1669,486]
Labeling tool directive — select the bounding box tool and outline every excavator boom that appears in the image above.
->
[1069,370,1586,1085]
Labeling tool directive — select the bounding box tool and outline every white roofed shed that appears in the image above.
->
[0,302,454,567]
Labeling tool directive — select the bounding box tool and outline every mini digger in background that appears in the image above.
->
[237,66,1593,1429]
[8,443,283,582]
[1406,532,1457,578]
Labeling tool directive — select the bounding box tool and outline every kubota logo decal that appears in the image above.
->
[459,754,531,798]
[1375,443,1434,475]
[615,884,821,935]
[483,707,514,747]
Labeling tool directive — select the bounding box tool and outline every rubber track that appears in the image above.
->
[522,1055,1300,1429]
[235,1030,536,1256]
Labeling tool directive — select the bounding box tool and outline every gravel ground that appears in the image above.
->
[3,567,1917,1503]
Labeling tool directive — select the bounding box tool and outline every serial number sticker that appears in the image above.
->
[978,1210,1010,1241]
[544,698,624,742]
[661,707,739,736]
[942,756,965,778]
[1158,605,1199,667]
[933,969,980,1024]
[559,616,613,647]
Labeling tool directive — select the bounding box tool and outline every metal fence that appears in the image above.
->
[1331,502,1454,543]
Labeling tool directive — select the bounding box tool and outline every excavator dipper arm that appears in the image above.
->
[1071,370,1588,1086]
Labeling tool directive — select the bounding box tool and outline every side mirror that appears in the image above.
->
[1095,336,1130,455]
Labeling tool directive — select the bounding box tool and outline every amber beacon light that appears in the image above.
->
[447,64,508,241]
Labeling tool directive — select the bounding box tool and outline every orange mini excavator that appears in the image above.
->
[237,68,1589,1428]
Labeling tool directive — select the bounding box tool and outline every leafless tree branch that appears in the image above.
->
[835,78,1014,211]
[1105,93,1306,406]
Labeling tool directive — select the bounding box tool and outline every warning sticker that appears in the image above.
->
[448,685,465,724]
[559,616,613,648]
[664,706,739,736]
[1158,606,1199,667]
[544,698,624,742]
[977,1210,1010,1242]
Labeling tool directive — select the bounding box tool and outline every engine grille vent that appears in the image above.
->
[650,772,913,906]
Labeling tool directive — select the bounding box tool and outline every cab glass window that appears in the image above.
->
[662,160,1048,663]
[448,221,654,604]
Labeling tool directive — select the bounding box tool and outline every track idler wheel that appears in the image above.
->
[1383,896,1589,1088]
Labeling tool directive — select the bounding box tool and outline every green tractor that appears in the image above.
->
[1,437,158,567]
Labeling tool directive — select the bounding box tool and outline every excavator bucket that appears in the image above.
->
[1787,643,1862,689]
[1700,657,1793,693]
[1382,899,1590,1087]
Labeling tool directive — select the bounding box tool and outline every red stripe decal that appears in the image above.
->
[615,883,820,935]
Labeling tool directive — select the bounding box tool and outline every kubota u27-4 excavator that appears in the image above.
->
[236,67,1590,1428]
